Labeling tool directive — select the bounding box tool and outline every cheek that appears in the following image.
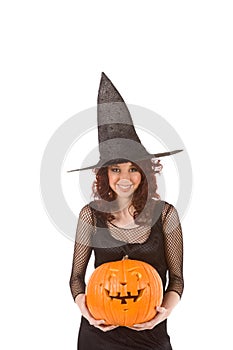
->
[133,173,141,186]
[108,172,117,187]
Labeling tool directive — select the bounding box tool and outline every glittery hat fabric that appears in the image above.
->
[67,73,182,172]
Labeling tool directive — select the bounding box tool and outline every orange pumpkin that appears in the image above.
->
[86,256,163,326]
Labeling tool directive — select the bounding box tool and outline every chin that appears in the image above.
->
[116,191,134,198]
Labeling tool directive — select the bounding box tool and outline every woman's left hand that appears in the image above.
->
[126,306,170,331]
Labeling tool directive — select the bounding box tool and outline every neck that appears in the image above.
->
[114,196,133,214]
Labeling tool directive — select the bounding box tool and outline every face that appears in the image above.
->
[107,162,142,198]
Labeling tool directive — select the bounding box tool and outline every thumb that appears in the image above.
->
[88,317,105,326]
[156,306,166,313]
[95,319,106,325]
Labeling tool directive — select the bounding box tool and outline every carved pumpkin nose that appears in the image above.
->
[119,282,128,297]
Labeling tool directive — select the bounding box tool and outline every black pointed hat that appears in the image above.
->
[67,73,182,172]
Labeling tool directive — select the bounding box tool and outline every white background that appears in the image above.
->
[1,1,233,349]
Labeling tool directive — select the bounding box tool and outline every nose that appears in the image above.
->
[119,169,131,180]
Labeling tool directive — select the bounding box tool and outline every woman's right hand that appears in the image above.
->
[75,293,119,332]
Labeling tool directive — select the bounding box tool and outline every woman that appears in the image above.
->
[69,158,183,349]
[68,73,184,349]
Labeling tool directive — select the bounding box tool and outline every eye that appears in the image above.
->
[130,167,139,172]
[111,168,120,173]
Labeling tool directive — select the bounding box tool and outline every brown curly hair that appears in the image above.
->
[91,158,163,225]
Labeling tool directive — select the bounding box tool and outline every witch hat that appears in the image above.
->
[67,73,182,172]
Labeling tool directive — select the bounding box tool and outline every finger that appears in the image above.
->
[156,306,166,313]
[133,322,148,327]
[89,318,105,326]
[95,319,106,325]
[126,326,141,331]
[154,313,166,322]
[133,322,153,329]
[152,313,167,327]
[127,326,151,331]
[95,325,118,332]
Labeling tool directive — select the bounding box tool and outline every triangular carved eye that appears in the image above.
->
[131,271,142,280]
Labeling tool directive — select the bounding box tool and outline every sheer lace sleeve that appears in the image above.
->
[69,204,95,301]
[162,202,184,298]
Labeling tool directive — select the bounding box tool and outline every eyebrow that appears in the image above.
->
[110,164,134,167]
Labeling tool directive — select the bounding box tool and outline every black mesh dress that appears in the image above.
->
[69,199,184,350]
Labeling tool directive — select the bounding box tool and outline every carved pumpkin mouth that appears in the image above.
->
[105,288,145,304]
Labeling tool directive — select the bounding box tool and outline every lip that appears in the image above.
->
[117,184,133,192]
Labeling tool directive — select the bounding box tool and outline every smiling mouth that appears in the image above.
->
[117,184,132,191]
[105,289,145,304]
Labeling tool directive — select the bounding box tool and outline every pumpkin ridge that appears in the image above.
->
[138,260,152,323]
[152,268,163,308]
[127,259,141,326]
[102,263,112,325]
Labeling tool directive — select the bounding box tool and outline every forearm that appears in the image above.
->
[74,293,92,319]
[75,293,86,309]
[161,291,180,313]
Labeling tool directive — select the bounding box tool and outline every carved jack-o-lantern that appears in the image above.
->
[86,256,163,326]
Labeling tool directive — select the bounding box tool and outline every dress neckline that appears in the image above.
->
[107,221,141,230]
[106,221,153,245]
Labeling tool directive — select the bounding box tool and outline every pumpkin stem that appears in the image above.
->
[122,255,129,260]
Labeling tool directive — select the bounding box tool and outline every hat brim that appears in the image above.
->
[67,149,183,172]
